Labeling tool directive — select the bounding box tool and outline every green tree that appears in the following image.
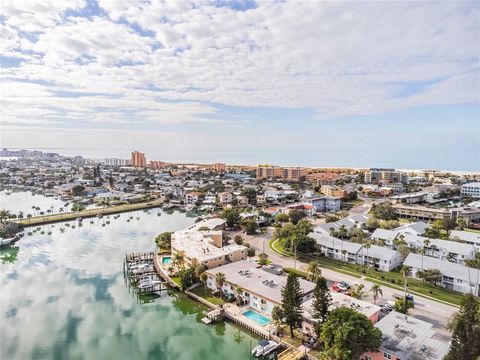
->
[281,273,304,337]
[178,267,196,291]
[258,252,268,265]
[155,232,172,251]
[246,247,256,259]
[289,209,305,225]
[445,294,480,360]
[271,305,284,333]
[393,297,415,314]
[233,234,243,245]
[275,213,290,223]
[312,277,331,325]
[417,268,442,286]
[319,306,381,360]
[222,208,240,228]
[372,202,398,220]
[306,261,322,281]
[71,185,85,196]
[215,272,226,293]
[365,217,380,231]
[241,188,257,205]
[243,219,257,235]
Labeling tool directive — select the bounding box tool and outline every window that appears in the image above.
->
[383,352,391,359]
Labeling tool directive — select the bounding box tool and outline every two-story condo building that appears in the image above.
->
[205,260,315,316]
[403,253,480,295]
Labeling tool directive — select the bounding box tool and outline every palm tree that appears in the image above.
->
[400,266,410,313]
[235,285,243,306]
[420,247,425,272]
[307,261,321,281]
[271,305,284,334]
[215,272,226,293]
[363,241,371,267]
[199,272,208,289]
[423,239,431,257]
[172,252,184,271]
[370,284,383,304]
[341,249,347,263]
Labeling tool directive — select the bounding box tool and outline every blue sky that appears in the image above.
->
[1,0,479,170]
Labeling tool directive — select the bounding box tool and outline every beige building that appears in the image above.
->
[213,163,226,172]
[320,185,347,198]
[394,204,480,222]
[218,191,233,205]
[256,165,282,179]
[171,230,247,269]
[131,150,146,167]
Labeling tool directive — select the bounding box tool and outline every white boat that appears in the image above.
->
[251,340,278,357]
[1,235,18,246]
[138,279,162,289]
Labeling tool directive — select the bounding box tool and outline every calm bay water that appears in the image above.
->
[0,202,257,360]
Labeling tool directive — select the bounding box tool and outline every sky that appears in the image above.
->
[0,0,479,170]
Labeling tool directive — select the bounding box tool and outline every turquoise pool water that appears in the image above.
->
[243,310,271,326]
[162,256,172,265]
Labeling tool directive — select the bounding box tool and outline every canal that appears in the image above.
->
[1,203,258,359]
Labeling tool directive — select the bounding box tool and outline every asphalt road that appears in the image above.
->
[242,227,457,336]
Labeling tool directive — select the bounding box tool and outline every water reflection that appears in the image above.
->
[0,246,20,264]
[1,206,257,360]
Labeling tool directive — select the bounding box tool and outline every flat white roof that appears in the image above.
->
[186,218,226,231]
[205,260,315,304]
[450,230,480,245]
[310,233,363,254]
[375,311,451,360]
[303,291,380,321]
[172,231,245,263]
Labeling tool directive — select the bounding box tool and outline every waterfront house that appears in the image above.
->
[171,230,246,269]
[185,192,201,205]
[205,260,315,316]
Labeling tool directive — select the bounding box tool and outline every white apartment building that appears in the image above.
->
[461,182,480,198]
[404,253,480,295]
[450,230,480,250]
[205,260,315,316]
[301,196,341,213]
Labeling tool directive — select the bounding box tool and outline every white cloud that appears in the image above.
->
[0,0,478,127]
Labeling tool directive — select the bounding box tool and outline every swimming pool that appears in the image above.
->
[242,310,271,326]
[162,256,172,265]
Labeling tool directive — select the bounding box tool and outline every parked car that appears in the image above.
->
[393,293,414,303]
[381,303,393,313]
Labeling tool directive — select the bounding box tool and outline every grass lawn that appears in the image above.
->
[341,199,364,210]
[190,286,226,306]
[465,228,480,234]
[269,238,462,306]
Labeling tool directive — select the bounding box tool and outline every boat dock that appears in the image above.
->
[124,251,166,298]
